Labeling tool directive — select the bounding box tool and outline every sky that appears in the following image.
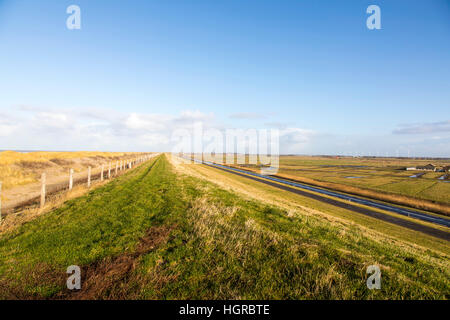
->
[0,0,449,156]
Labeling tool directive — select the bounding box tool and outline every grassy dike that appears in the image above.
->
[0,154,448,299]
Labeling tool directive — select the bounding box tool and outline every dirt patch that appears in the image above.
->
[60,225,175,300]
[49,158,75,166]
[0,263,65,300]
[16,161,53,170]
[91,156,106,160]
[0,225,175,300]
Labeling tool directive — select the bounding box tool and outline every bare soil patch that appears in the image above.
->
[49,158,75,166]
[0,225,175,300]
[16,161,54,170]
[61,225,175,300]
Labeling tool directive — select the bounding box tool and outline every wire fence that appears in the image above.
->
[0,153,157,221]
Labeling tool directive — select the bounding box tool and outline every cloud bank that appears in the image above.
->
[1,106,449,157]
[0,106,315,153]
[393,120,450,135]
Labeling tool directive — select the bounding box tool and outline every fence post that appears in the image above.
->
[108,162,111,179]
[101,165,104,181]
[115,162,118,175]
[40,173,46,209]
[69,169,74,190]
[87,166,91,188]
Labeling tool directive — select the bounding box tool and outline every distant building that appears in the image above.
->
[406,167,416,171]
[416,164,436,171]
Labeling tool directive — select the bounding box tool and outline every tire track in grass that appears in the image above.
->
[60,225,176,300]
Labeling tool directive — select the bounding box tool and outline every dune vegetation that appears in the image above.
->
[0,150,138,190]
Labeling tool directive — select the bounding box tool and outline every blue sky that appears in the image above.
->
[0,0,449,156]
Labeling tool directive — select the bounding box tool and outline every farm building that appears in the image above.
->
[416,164,437,171]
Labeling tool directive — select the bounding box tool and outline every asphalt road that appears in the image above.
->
[199,160,450,241]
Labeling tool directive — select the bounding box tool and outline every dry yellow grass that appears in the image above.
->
[0,150,156,216]
[0,153,159,233]
[0,150,138,190]
[0,182,107,234]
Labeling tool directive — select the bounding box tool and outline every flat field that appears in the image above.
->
[216,155,450,215]
[275,156,450,204]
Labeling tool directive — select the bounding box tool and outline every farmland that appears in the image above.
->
[277,156,450,204]
[0,154,448,299]
[223,155,450,216]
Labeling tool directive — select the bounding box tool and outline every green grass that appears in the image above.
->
[198,164,450,252]
[0,154,449,299]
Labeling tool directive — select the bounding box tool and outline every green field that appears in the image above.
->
[276,156,450,205]
[0,154,449,299]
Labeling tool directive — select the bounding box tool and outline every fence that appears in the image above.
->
[0,153,156,221]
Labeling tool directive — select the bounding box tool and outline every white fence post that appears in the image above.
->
[108,162,111,179]
[40,173,46,208]
[87,166,91,188]
[69,169,74,190]
[115,161,118,175]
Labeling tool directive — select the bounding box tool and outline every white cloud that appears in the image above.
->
[229,112,266,120]
[278,128,317,154]
[393,120,450,135]
[2,105,449,157]
[124,113,169,131]
[0,124,17,137]
[0,106,219,151]
[34,112,70,129]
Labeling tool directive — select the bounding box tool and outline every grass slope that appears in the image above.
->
[0,155,448,299]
